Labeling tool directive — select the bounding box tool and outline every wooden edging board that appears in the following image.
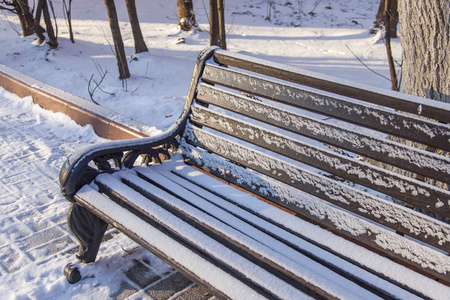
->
[0,64,149,140]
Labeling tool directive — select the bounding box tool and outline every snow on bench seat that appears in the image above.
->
[75,156,448,299]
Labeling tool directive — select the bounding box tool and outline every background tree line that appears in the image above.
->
[0,0,448,104]
[0,0,225,80]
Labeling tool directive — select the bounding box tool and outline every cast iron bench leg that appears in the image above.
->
[64,203,108,283]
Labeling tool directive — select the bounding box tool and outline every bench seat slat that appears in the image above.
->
[80,159,439,299]
[75,185,274,300]
[196,83,450,184]
[201,64,450,153]
[183,125,450,255]
[122,170,391,299]
[91,173,319,299]
[165,161,450,298]
[133,167,391,298]
[191,103,450,215]
[92,170,381,300]
[139,164,434,299]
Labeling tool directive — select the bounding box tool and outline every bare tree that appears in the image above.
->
[104,0,130,79]
[384,0,399,91]
[373,0,398,38]
[176,0,195,31]
[36,0,58,48]
[210,0,226,49]
[0,0,48,38]
[399,0,449,103]
[9,0,34,36]
[63,0,74,43]
[125,0,147,53]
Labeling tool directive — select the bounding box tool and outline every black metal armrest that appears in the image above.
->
[59,133,178,203]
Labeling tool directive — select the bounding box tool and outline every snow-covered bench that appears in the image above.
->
[60,47,450,299]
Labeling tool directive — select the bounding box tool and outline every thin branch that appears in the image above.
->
[93,60,114,95]
[346,44,392,83]
[48,0,58,38]
[0,5,17,13]
[131,62,149,94]
[0,9,21,35]
[101,26,129,87]
[384,0,399,91]
[201,0,210,25]
[101,26,116,59]
[62,0,74,42]
[88,60,114,104]
[88,74,101,105]
[94,59,105,77]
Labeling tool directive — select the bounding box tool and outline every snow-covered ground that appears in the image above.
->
[0,88,180,299]
[0,0,399,132]
[0,0,410,299]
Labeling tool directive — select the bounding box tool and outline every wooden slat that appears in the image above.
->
[196,83,450,185]
[212,50,450,124]
[164,164,440,298]
[180,139,450,284]
[191,104,450,217]
[136,166,425,299]
[124,171,368,299]
[74,186,251,300]
[93,174,287,299]
[183,125,450,254]
[201,64,450,153]
[95,172,339,300]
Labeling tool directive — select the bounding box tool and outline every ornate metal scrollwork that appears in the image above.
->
[122,140,178,168]
[93,152,124,171]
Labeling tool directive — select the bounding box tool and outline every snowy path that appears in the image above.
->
[0,88,210,299]
[0,86,100,298]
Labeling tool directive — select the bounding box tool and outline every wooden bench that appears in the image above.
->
[60,46,450,299]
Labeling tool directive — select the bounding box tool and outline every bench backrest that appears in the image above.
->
[180,47,450,284]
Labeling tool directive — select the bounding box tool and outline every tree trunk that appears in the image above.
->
[384,0,399,90]
[125,0,148,53]
[210,0,226,49]
[378,0,450,194]
[33,0,47,43]
[177,0,196,31]
[63,0,74,43]
[399,0,450,103]
[14,0,34,36]
[104,0,130,79]
[375,0,398,38]
[42,0,58,48]
[34,0,57,47]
